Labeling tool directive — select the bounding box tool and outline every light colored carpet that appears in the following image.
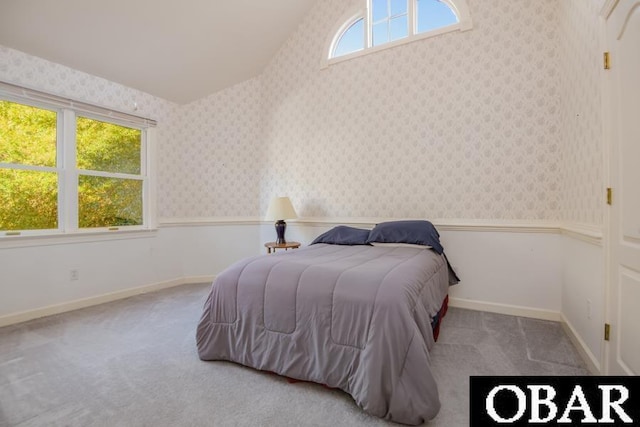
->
[0,283,589,426]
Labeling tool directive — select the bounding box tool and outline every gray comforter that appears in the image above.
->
[196,244,451,425]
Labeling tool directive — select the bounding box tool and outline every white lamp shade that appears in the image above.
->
[265,197,298,220]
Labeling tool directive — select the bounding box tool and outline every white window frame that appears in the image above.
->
[370,0,410,47]
[330,13,367,59]
[322,0,473,68]
[0,81,157,247]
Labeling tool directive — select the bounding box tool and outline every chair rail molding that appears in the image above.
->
[159,217,603,245]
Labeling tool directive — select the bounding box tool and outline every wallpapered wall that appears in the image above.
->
[558,0,604,226]
[260,0,563,220]
[159,78,266,218]
[0,0,605,226]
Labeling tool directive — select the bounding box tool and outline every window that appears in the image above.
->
[371,0,409,46]
[333,18,366,58]
[328,0,472,62]
[416,0,458,33]
[0,101,58,231]
[76,116,144,228]
[0,83,155,237]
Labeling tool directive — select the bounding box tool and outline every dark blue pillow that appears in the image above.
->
[366,220,444,254]
[311,226,371,246]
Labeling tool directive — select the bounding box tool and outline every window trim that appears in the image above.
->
[0,228,159,249]
[0,81,156,127]
[322,0,473,68]
[326,9,367,61]
[370,0,410,46]
[0,81,157,242]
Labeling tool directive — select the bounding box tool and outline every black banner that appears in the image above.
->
[470,376,640,426]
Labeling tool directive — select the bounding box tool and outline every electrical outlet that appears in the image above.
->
[586,299,592,320]
[70,269,79,281]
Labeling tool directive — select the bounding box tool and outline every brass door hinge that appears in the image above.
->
[605,323,611,341]
[607,187,613,205]
[604,52,611,70]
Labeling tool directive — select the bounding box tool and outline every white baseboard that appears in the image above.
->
[1,279,601,377]
[2,281,559,328]
[560,314,601,375]
[449,297,561,321]
[0,275,215,328]
[448,297,601,374]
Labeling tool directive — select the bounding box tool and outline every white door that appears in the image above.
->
[605,0,640,375]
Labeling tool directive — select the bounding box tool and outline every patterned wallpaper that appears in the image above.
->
[159,78,266,218]
[557,0,604,226]
[0,0,606,225]
[259,0,564,220]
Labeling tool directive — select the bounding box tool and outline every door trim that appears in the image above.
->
[600,0,616,375]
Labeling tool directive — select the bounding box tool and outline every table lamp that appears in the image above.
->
[265,197,297,244]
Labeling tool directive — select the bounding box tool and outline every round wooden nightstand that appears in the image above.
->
[264,241,301,254]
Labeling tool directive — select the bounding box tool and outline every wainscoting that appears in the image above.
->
[0,218,604,372]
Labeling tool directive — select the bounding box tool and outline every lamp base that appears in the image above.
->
[275,220,287,244]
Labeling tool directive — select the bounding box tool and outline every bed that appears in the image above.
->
[196,220,459,425]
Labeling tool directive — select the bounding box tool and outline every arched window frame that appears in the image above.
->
[322,0,473,68]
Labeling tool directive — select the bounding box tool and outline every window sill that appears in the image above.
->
[322,21,471,69]
[0,228,159,249]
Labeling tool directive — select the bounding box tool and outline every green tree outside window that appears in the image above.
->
[1,100,144,232]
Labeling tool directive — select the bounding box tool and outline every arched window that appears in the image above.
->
[326,0,472,63]
[333,17,365,58]
[416,0,458,33]
[371,0,409,46]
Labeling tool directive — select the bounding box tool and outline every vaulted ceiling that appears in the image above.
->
[0,0,317,104]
